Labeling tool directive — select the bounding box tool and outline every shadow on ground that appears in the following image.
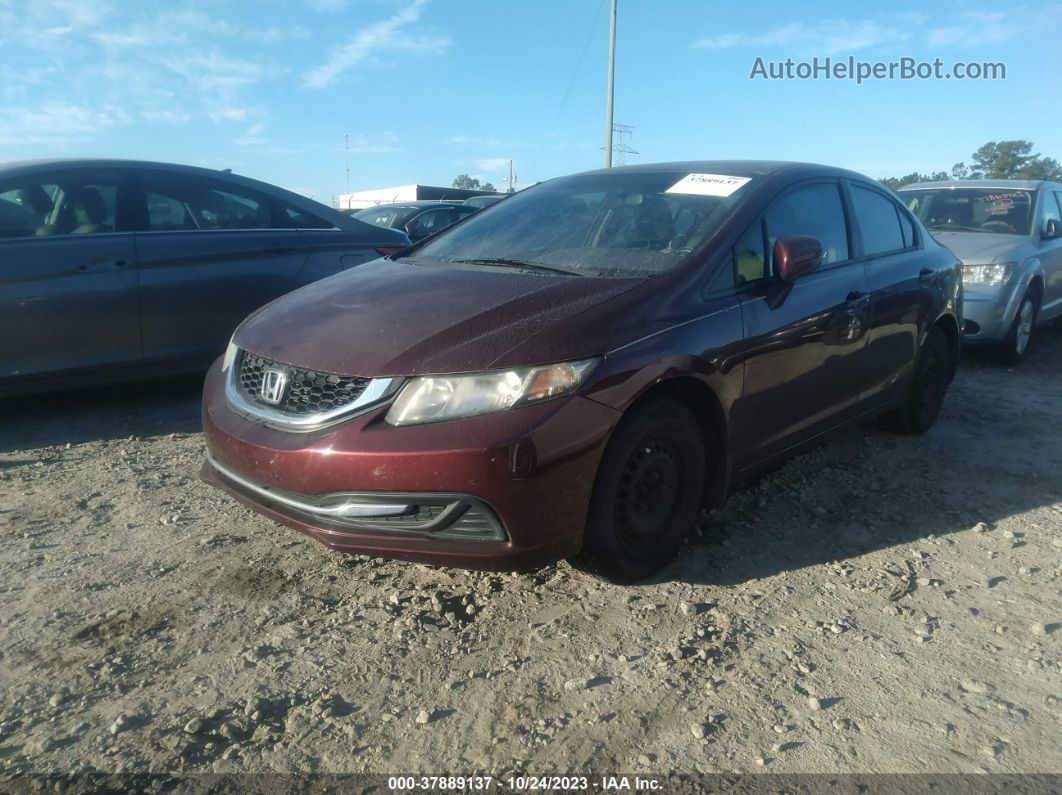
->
[660,325,1062,586]
[0,373,205,453]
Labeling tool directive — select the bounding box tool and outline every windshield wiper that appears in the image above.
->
[449,258,586,277]
[926,224,992,233]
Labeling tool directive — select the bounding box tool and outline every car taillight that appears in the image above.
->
[375,246,405,257]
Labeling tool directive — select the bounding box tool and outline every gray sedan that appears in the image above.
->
[899,179,1062,363]
[0,159,408,396]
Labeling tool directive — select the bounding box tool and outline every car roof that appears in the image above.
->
[898,179,1056,191]
[0,157,378,233]
[357,200,468,210]
[0,158,252,181]
[570,160,866,181]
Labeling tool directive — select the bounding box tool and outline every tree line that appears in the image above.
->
[881,140,1061,191]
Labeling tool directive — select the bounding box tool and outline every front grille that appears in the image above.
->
[236,351,372,416]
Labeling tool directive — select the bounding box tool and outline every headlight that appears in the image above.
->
[221,339,238,372]
[962,262,1014,287]
[385,358,600,426]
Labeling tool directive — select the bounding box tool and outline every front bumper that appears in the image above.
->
[200,359,621,571]
[961,283,1022,342]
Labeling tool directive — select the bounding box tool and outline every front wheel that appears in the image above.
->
[879,326,953,436]
[573,399,706,583]
[997,292,1037,366]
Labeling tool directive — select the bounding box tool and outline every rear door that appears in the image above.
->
[847,181,932,408]
[275,200,398,283]
[0,168,140,383]
[732,179,873,465]
[132,171,309,362]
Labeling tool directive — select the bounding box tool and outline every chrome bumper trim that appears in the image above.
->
[205,454,507,541]
[208,453,411,518]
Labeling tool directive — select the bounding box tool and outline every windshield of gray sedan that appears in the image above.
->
[410,171,758,277]
[902,188,1034,235]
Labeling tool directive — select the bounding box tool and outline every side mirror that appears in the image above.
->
[774,236,824,283]
[403,222,423,241]
[1043,218,1061,240]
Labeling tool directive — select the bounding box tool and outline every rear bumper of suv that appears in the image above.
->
[200,358,621,571]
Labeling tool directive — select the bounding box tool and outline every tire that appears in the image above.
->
[573,399,706,583]
[996,292,1037,366]
[879,326,953,436]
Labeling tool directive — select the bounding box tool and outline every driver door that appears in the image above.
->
[0,168,140,383]
[730,180,873,467]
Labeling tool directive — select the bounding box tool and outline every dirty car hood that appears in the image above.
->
[233,258,645,377]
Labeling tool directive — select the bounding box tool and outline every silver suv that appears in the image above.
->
[898,179,1062,363]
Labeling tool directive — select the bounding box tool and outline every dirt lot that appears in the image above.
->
[1,331,1060,781]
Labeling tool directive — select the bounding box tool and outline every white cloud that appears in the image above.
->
[693,10,1030,54]
[303,0,450,89]
[0,102,130,146]
[476,157,512,172]
[693,17,917,55]
[158,52,266,96]
[91,9,308,49]
[335,132,403,154]
[305,0,351,12]
[142,109,192,124]
[927,11,1025,47]
[445,134,503,147]
[235,123,268,147]
[209,108,250,123]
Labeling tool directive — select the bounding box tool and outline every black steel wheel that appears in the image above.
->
[879,326,953,435]
[574,399,706,583]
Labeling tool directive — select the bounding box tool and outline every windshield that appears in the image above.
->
[353,206,419,230]
[902,188,1034,235]
[410,171,757,277]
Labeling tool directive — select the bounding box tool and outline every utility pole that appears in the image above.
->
[604,0,617,168]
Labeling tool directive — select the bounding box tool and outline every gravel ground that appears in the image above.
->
[1,331,1060,779]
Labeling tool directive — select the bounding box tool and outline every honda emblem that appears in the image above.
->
[259,368,289,405]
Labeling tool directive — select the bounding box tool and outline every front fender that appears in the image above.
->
[1003,257,1044,324]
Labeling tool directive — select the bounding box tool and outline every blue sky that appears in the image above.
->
[2,0,1060,203]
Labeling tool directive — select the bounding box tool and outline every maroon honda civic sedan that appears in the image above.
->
[201,161,963,582]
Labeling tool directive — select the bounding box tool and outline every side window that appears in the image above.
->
[898,206,917,249]
[733,218,766,284]
[0,181,59,239]
[143,174,276,231]
[283,205,335,229]
[1039,191,1061,233]
[764,182,849,272]
[9,176,120,237]
[850,184,905,256]
[407,208,456,239]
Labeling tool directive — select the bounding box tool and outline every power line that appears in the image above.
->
[528,0,606,177]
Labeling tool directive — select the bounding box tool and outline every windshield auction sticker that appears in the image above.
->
[666,173,751,197]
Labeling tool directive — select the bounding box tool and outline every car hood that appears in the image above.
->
[233,258,647,377]
[928,230,1033,265]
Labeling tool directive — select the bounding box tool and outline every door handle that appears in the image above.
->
[265,241,297,254]
[918,267,934,283]
[845,291,870,316]
[78,258,129,272]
